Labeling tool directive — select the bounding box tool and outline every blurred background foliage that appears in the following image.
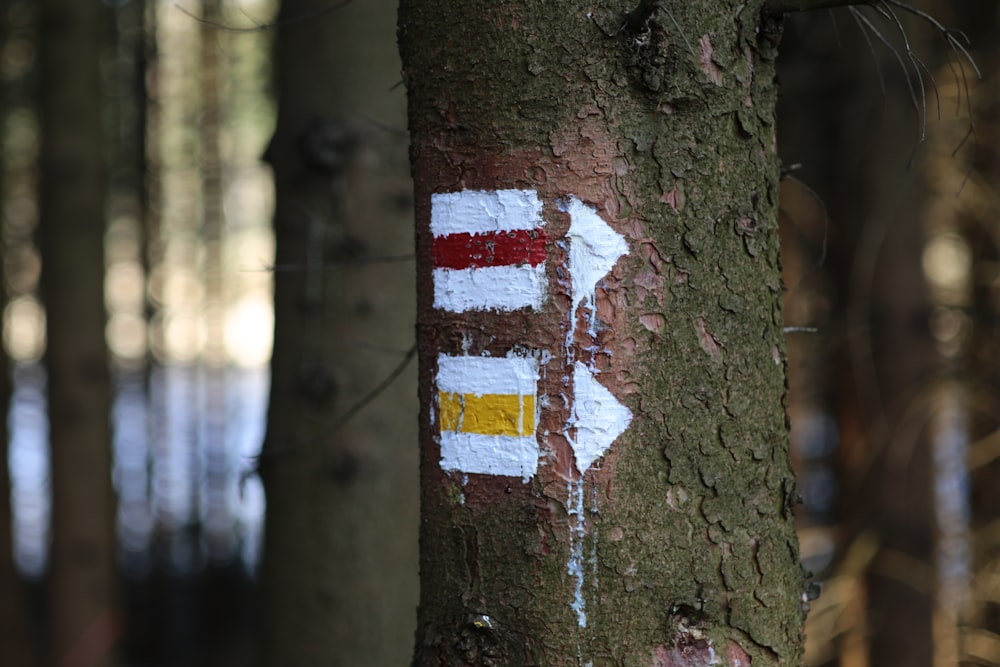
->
[2,0,1000,665]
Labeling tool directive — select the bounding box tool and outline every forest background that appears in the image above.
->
[1,0,1000,665]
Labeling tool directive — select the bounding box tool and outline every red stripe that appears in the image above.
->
[433,229,548,270]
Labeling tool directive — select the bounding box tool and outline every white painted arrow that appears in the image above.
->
[562,196,629,316]
[569,362,632,474]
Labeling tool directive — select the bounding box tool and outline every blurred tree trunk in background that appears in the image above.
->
[947,4,1000,663]
[778,4,977,666]
[37,0,120,665]
[199,0,224,370]
[846,137,939,667]
[0,4,33,664]
[198,1,226,557]
[0,341,28,667]
[832,54,941,664]
[0,290,30,664]
[257,0,419,664]
[956,85,1000,664]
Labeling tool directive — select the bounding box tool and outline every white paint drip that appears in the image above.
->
[557,198,631,636]
[567,478,587,628]
[431,189,543,236]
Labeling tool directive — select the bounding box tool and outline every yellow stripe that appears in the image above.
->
[439,391,535,437]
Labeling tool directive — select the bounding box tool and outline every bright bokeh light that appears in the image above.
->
[162,312,203,363]
[105,260,145,312]
[923,233,971,298]
[3,296,45,362]
[225,293,273,367]
[107,312,148,361]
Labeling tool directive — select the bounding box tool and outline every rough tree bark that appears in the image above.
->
[258,0,419,664]
[38,0,120,665]
[400,1,806,664]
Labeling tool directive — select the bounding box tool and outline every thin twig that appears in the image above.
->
[359,114,408,138]
[321,344,417,437]
[766,0,873,13]
[873,1,929,141]
[953,124,976,196]
[884,0,982,77]
[784,174,831,269]
[174,0,352,33]
[850,7,888,102]
[948,49,977,195]
[661,7,696,57]
[241,254,416,272]
[870,0,979,187]
[850,6,921,139]
[249,344,417,470]
[911,56,942,123]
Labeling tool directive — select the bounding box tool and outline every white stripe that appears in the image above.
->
[433,264,546,312]
[431,189,543,236]
[439,431,539,479]
[437,354,539,396]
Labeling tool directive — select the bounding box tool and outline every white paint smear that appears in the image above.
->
[570,362,632,474]
[567,478,588,628]
[563,196,629,316]
[431,189,543,236]
[433,264,546,312]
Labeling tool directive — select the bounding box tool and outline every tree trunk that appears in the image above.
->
[37,1,120,665]
[963,139,1000,667]
[0,352,28,667]
[0,323,29,667]
[400,1,805,664]
[0,4,35,664]
[257,0,419,664]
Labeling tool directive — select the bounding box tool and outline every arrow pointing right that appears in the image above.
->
[563,196,629,317]
[569,361,632,474]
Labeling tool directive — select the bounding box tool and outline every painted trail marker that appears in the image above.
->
[436,354,540,479]
[562,195,631,317]
[559,197,632,630]
[431,189,548,313]
[562,196,632,473]
[431,189,632,478]
[430,190,633,636]
[569,362,632,474]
